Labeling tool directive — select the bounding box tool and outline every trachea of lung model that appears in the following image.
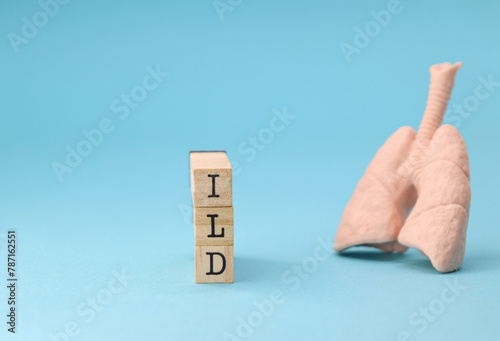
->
[190,151,234,283]
[334,62,471,273]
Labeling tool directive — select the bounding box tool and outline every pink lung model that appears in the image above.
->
[334,62,471,273]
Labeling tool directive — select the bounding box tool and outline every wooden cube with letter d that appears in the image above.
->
[195,245,234,283]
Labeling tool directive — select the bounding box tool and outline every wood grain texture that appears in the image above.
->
[195,245,233,283]
[195,206,233,246]
[190,152,232,207]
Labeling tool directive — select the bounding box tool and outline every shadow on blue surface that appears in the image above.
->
[337,248,500,275]
[337,249,406,262]
[404,259,443,275]
[235,257,293,283]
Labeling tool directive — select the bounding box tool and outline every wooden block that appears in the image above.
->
[190,151,232,207]
[195,206,233,246]
[195,245,233,283]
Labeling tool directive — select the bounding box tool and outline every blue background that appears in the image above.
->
[1,0,500,340]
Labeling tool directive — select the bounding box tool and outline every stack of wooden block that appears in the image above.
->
[190,151,234,283]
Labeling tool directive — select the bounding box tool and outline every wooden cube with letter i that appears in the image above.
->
[190,151,234,283]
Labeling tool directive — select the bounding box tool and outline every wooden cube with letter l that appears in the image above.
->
[190,151,234,284]
[194,206,233,246]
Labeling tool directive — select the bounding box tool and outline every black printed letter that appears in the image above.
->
[208,174,219,198]
[206,252,226,275]
[207,214,224,237]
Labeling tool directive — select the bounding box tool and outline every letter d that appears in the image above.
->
[236,317,253,338]
[206,252,226,275]
[65,146,82,168]
[353,26,370,48]
[21,17,38,39]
